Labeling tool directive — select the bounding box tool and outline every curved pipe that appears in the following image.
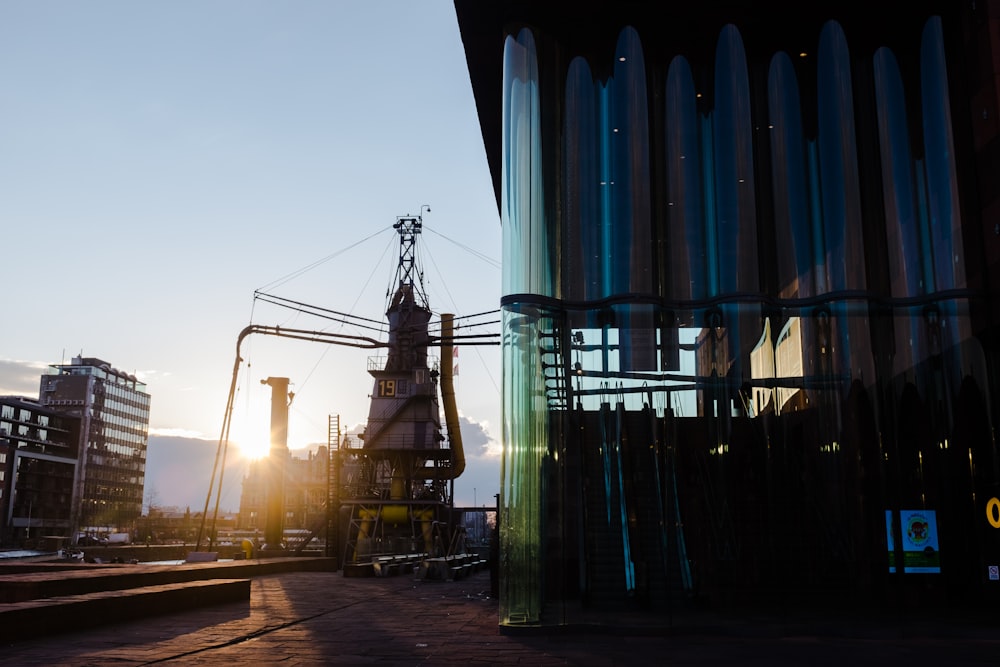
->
[440,314,465,478]
[196,324,388,550]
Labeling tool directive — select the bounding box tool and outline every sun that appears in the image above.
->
[229,410,271,461]
[235,436,270,461]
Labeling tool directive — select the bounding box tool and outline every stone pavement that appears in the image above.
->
[2,567,1000,665]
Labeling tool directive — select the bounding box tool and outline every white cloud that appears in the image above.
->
[0,358,49,397]
[458,413,501,459]
[149,427,210,439]
[454,414,501,507]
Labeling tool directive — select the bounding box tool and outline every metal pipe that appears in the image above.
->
[440,313,465,478]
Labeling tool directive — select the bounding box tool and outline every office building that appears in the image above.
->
[40,356,151,539]
[0,396,79,545]
[456,1,1000,627]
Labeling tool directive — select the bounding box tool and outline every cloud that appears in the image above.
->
[0,358,49,396]
[453,414,501,508]
[149,427,208,439]
[458,413,501,459]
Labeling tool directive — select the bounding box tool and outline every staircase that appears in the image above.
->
[578,404,689,612]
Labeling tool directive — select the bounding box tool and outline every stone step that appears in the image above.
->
[0,578,250,642]
[0,556,336,603]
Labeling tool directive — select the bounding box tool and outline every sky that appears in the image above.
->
[0,1,503,514]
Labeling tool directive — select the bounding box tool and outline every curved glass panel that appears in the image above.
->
[609,28,654,372]
[921,17,964,294]
[713,25,758,298]
[664,55,707,303]
[918,15,991,407]
[875,47,925,300]
[563,56,602,306]
[501,30,549,299]
[608,27,652,299]
[711,24,760,415]
[815,21,875,385]
[874,46,929,382]
[500,28,548,626]
[768,52,815,300]
[920,17,974,391]
[817,22,865,294]
[765,51,823,414]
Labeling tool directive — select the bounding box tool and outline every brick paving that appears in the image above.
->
[2,567,1000,665]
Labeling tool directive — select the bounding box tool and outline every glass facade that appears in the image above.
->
[0,397,78,544]
[41,357,151,538]
[500,27,550,624]
[496,12,998,626]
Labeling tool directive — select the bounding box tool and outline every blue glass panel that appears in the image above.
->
[563,57,602,304]
[874,47,925,298]
[608,27,652,297]
[919,16,975,395]
[873,46,930,378]
[665,56,707,301]
[817,21,866,293]
[609,28,654,371]
[766,52,824,409]
[920,16,965,293]
[598,81,614,297]
[768,52,814,298]
[712,24,760,382]
[815,21,873,386]
[712,25,757,297]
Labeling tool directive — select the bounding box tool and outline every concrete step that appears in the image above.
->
[0,578,250,642]
[0,556,337,603]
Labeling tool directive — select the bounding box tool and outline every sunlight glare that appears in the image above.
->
[236,436,271,461]
[230,401,272,461]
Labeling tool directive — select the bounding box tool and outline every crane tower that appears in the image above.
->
[337,213,465,567]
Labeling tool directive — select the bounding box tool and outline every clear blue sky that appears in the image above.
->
[0,1,502,512]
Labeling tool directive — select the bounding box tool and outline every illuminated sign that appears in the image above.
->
[886,509,940,574]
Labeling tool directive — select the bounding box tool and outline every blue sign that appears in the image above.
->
[886,509,941,574]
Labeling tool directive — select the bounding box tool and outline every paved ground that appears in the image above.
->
[2,568,1000,665]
